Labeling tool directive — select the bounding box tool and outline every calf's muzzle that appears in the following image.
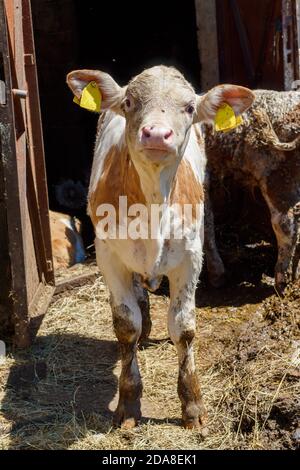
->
[141,125,174,151]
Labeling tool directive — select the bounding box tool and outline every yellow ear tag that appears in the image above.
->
[214,103,243,132]
[73,81,102,113]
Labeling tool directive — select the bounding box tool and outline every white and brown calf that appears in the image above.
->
[67,66,254,429]
[203,90,300,292]
[50,210,86,270]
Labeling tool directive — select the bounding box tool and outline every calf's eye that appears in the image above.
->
[186,104,195,115]
[124,97,133,111]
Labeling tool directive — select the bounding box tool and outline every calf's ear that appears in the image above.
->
[66,69,126,114]
[194,85,255,124]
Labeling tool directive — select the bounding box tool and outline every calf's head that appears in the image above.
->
[67,66,254,166]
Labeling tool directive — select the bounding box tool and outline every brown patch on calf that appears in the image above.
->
[89,143,204,231]
[171,159,204,219]
[180,329,195,346]
[115,370,142,429]
[176,330,207,429]
[89,145,146,229]
[114,345,143,429]
[178,369,202,408]
[51,239,72,269]
[112,304,140,344]
[178,369,207,429]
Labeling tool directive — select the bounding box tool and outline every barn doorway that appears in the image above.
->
[31,0,201,252]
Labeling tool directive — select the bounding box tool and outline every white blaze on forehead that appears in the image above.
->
[127,66,196,104]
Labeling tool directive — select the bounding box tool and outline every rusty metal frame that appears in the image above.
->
[0,0,55,347]
[0,0,30,347]
[23,0,54,283]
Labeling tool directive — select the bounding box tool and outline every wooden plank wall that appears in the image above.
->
[216,0,284,89]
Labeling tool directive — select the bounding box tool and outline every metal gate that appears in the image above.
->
[0,0,55,348]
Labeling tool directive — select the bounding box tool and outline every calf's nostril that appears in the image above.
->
[164,129,173,140]
[142,127,151,138]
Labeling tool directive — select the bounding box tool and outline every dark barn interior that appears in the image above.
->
[216,0,285,89]
[31,0,201,248]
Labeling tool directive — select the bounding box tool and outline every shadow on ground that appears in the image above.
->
[196,242,276,308]
[1,332,182,449]
[155,242,276,309]
[1,334,119,448]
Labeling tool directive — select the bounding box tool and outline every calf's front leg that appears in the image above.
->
[112,303,142,428]
[95,240,143,428]
[168,257,207,430]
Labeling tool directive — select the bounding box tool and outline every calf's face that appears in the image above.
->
[67,66,254,166]
[123,67,197,164]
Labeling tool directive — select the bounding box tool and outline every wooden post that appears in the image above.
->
[282,0,300,89]
[194,0,220,91]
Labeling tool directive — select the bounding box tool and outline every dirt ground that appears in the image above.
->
[0,239,299,450]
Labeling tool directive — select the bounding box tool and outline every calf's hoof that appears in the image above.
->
[183,417,208,437]
[182,403,208,435]
[113,400,142,429]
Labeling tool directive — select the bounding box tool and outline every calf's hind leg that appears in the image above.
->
[264,197,300,292]
[95,240,143,428]
[204,191,226,287]
[168,258,207,430]
[133,274,151,344]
